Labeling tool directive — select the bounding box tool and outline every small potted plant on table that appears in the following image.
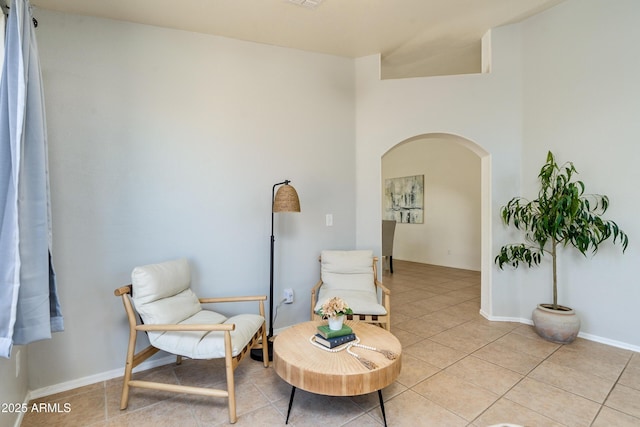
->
[495,151,628,343]
[317,297,353,331]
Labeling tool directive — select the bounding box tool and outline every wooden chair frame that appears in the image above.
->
[310,256,391,330]
[114,285,268,424]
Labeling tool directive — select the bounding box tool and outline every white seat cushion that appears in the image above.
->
[315,250,387,316]
[148,310,265,359]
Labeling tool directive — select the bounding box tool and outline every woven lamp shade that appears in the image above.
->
[273,184,301,213]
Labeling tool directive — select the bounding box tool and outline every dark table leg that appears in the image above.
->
[285,387,386,425]
[378,389,387,427]
[285,386,296,424]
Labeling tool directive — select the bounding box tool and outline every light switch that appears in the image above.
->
[326,214,333,226]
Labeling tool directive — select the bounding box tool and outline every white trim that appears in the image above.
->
[481,310,532,326]
[13,406,25,427]
[576,332,640,353]
[482,311,640,353]
[27,355,175,400]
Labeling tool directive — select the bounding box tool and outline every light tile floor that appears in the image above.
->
[22,260,640,426]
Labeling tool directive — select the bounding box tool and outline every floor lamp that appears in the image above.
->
[251,180,300,362]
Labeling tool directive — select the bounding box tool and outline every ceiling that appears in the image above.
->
[29,0,565,79]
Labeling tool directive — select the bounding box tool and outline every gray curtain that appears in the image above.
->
[0,0,63,359]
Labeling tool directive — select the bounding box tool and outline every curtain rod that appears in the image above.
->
[1,4,39,27]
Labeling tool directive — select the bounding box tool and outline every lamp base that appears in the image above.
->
[250,337,274,362]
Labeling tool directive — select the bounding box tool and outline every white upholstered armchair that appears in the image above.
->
[310,250,391,330]
[114,258,268,424]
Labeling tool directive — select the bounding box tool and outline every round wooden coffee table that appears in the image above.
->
[273,321,402,426]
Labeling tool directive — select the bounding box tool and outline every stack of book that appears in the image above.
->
[314,324,356,348]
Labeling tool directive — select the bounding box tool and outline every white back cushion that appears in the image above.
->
[131,258,202,325]
[316,250,386,315]
[320,250,375,293]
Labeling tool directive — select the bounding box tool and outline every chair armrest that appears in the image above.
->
[310,280,323,306]
[114,285,132,297]
[375,279,391,295]
[310,280,323,294]
[199,295,267,304]
[310,280,323,319]
[375,279,391,320]
[136,323,236,332]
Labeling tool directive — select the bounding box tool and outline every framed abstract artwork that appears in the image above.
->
[384,175,424,224]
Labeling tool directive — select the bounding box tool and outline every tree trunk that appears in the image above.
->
[552,237,558,309]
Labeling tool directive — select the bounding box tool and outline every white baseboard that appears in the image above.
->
[13,410,25,427]
[27,355,176,401]
[481,310,640,353]
[15,358,172,427]
[576,331,640,353]
[480,309,533,326]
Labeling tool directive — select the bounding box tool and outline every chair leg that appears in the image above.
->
[120,363,132,410]
[224,332,237,424]
[261,326,269,367]
[121,345,159,410]
[120,327,138,410]
[389,256,393,274]
[120,355,135,410]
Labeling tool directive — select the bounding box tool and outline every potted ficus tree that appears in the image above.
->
[495,151,628,344]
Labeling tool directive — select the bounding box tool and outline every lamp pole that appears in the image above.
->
[251,179,299,362]
[268,180,290,338]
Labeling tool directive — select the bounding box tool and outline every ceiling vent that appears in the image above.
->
[287,0,324,9]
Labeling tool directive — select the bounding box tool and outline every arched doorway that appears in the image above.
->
[381,133,491,317]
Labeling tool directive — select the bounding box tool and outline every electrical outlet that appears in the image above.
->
[283,288,294,304]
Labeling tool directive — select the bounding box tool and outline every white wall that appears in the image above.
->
[26,9,356,390]
[382,136,481,270]
[519,0,640,347]
[355,23,524,320]
[355,0,640,349]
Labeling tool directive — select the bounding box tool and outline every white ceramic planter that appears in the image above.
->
[328,315,345,331]
[532,304,581,344]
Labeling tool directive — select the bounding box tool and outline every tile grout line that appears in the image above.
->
[588,351,636,426]
[464,326,555,426]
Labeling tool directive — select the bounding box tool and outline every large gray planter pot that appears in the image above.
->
[531,304,580,344]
